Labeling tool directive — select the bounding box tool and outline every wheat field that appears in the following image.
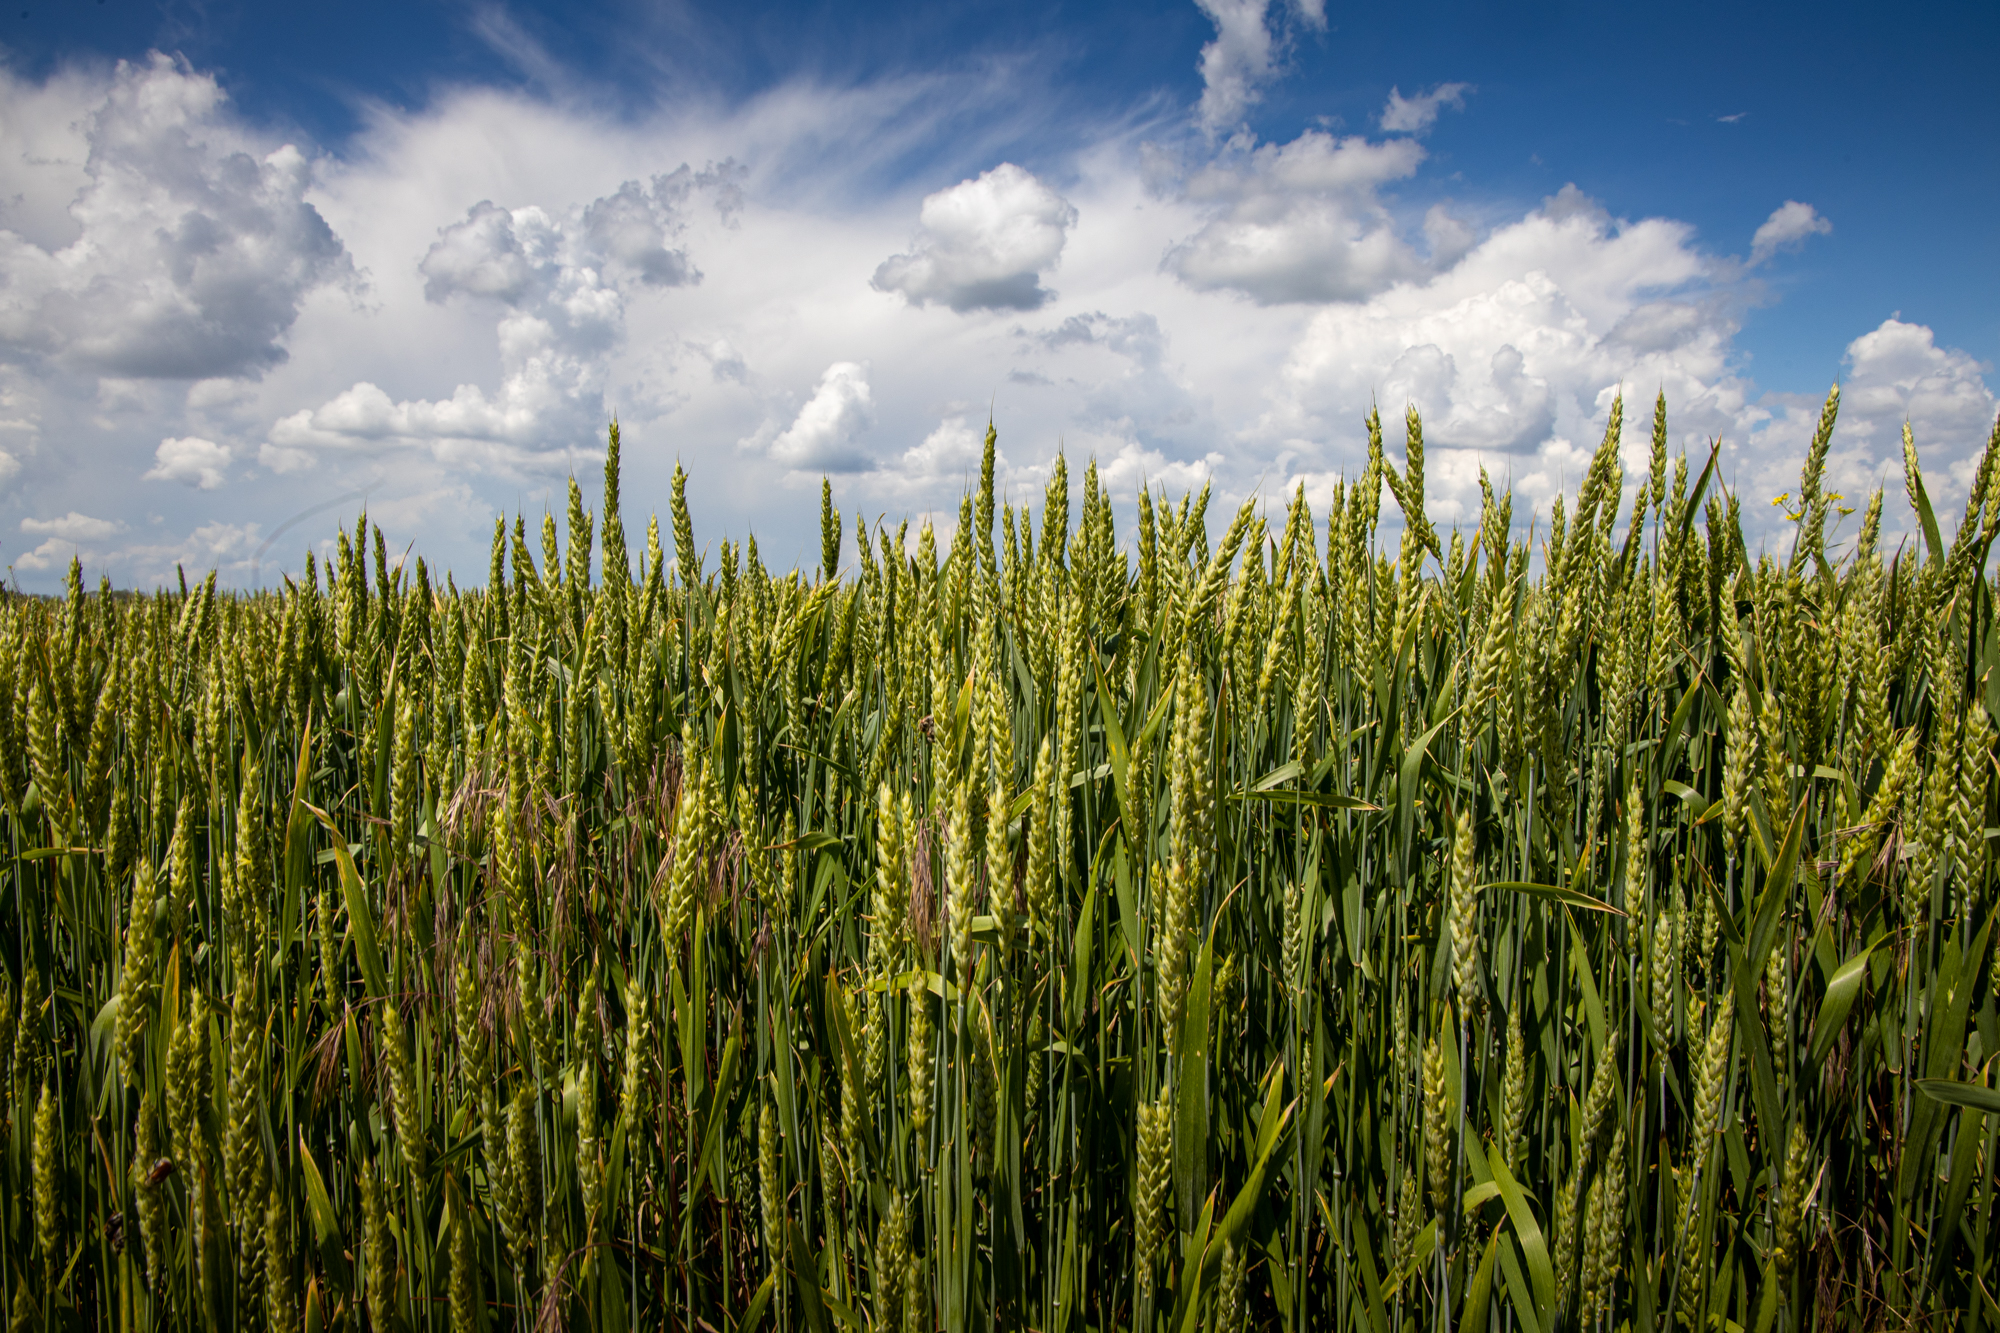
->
[1,390,1997,1331]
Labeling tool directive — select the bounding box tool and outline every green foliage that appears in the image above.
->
[3,390,2000,1330]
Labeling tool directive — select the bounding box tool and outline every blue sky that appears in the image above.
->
[1,0,1994,586]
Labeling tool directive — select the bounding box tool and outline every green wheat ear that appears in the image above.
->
[6,404,1998,1327]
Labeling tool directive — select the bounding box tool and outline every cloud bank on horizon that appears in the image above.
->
[0,5,1992,589]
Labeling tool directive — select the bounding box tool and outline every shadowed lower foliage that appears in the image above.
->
[3,393,2000,1331]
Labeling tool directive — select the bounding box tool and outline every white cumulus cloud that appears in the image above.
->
[1748,200,1832,266]
[579,176,706,288]
[1735,318,1998,529]
[421,173,703,303]
[1268,185,1745,523]
[1032,312,1168,369]
[1843,319,1995,447]
[887,414,994,492]
[1190,0,1335,132]
[763,362,876,472]
[266,367,576,476]
[0,53,351,380]
[873,165,1078,313]
[1193,0,1278,132]
[13,511,126,572]
[1162,131,1429,303]
[269,168,729,476]
[417,200,542,304]
[146,436,233,489]
[22,511,124,541]
[1423,205,1478,268]
[0,46,1985,595]
[12,514,263,580]
[1096,436,1226,498]
[1380,83,1473,135]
